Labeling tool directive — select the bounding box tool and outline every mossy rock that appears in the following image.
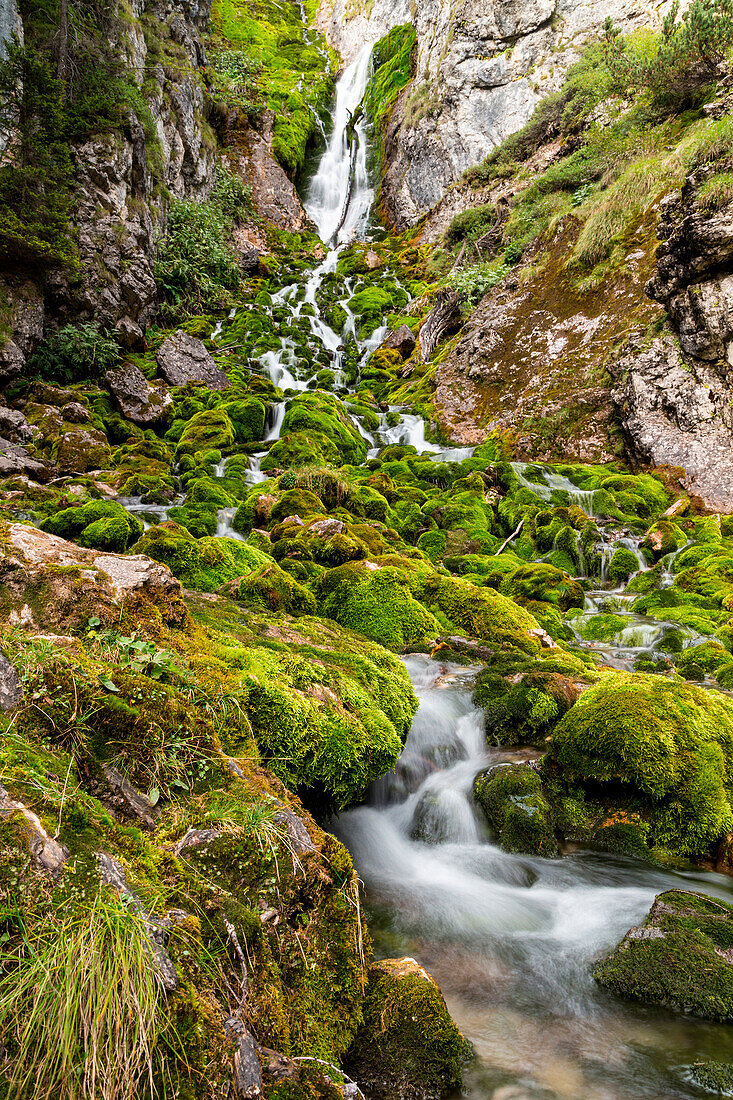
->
[41,500,143,553]
[176,408,235,457]
[221,396,267,443]
[280,392,367,466]
[318,562,441,650]
[473,763,558,856]
[417,574,543,656]
[236,562,317,616]
[608,546,641,584]
[686,1060,733,1094]
[132,522,272,592]
[474,666,579,747]
[544,674,733,856]
[500,562,584,612]
[344,957,470,1100]
[594,889,733,1020]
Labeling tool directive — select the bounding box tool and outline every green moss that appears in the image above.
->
[318,562,441,650]
[545,674,733,855]
[608,546,641,584]
[41,499,143,552]
[344,958,470,1100]
[474,763,558,856]
[594,889,733,1020]
[176,409,236,457]
[417,574,543,656]
[236,562,317,616]
[132,522,272,592]
[475,665,578,747]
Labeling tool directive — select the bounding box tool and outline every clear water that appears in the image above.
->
[336,658,733,1100]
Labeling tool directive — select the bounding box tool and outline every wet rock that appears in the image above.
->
[365,249,382,270]
[0,652,22,710]
[345,957,470,1100]
[156,330,230,390]
[594,889,733,1020]
[0,781,69,878]
[238,241,262,274]
[383,324,416,359]
[106,362,174,426]
[473,762,558,857]
[0,407,31,443]
[0,437,50,482]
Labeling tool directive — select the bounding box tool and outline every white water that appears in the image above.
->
[305,44,376,245]
[337,658,733,1099]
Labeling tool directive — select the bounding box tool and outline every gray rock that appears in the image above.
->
[0,436,50,482]
[383,324,417,359]
[239,241,261,273]
[156,330,230,390]
[224,1019,263,1098]
[0,652,22,710]
[115,315,145,349]
[106,362,174,425]
[0,407,31,443]
[60,402,91,424]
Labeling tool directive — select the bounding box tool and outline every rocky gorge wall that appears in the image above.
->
[319,0,677,225]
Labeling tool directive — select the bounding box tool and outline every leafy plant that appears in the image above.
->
[446,262,510,307]
[87,620,181,682]
[25,321,120,384]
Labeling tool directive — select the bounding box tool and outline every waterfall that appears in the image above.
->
[305,44,375,245]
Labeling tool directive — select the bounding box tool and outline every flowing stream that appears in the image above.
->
[124,46,733,1097]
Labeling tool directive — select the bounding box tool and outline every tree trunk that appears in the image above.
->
[419,289,463,361]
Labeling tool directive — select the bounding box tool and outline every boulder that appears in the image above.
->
[594,889,733,1020]
[52,427,112,474]
[383,324,416,359]
[60,402,91,424]
[0,407,32,443]
[473,762,558,857]
[0,437,50,482]
[0,522,189,633]
[106,363,174,426]
[345,957,470,1100]
[156,330,230,390]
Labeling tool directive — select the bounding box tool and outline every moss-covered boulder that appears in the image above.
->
[344,957,470,1100]
[176,408,235,457]
[318,562,441,650]
[418,574,544,656]
[475,666,579,747]
[132,522,272,592]
[280,392,367,465]
[40,499,143,553]
[544,674,733,856]
[594,890,733,1020]
[473,763,558,856]
[235,562,317,616]
[500,562,584,612]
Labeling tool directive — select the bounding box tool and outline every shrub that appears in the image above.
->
[25,321,120,384]
[603,1,733,114]
[446,262,509,307]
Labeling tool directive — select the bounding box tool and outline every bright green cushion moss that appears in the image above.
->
[546,674,733,854]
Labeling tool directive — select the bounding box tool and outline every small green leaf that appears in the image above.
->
[148,787,160,806]
[98,677,119,692]
[88,616,101,627]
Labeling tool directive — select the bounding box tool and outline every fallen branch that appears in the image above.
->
[494,517,524,556]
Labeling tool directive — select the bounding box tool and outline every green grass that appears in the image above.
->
[0,891,163,1100]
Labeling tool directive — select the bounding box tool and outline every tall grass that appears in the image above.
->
[0,891,164,1100]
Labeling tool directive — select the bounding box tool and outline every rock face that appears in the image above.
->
[224,115,308,232]
[594,889,733,1021]
[612,184,733,510]
[321,0,668,224]
[106,363,174,425]
[156,330,231,389]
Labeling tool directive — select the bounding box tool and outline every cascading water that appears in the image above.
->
[305,44,376,246]
[337,658,733,1099]
[116,35,733,1097]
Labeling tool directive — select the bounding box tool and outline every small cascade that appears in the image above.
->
[265,402,287,442]
[512,462,597,515]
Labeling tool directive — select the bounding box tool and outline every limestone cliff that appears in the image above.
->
[319,0,676,225]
